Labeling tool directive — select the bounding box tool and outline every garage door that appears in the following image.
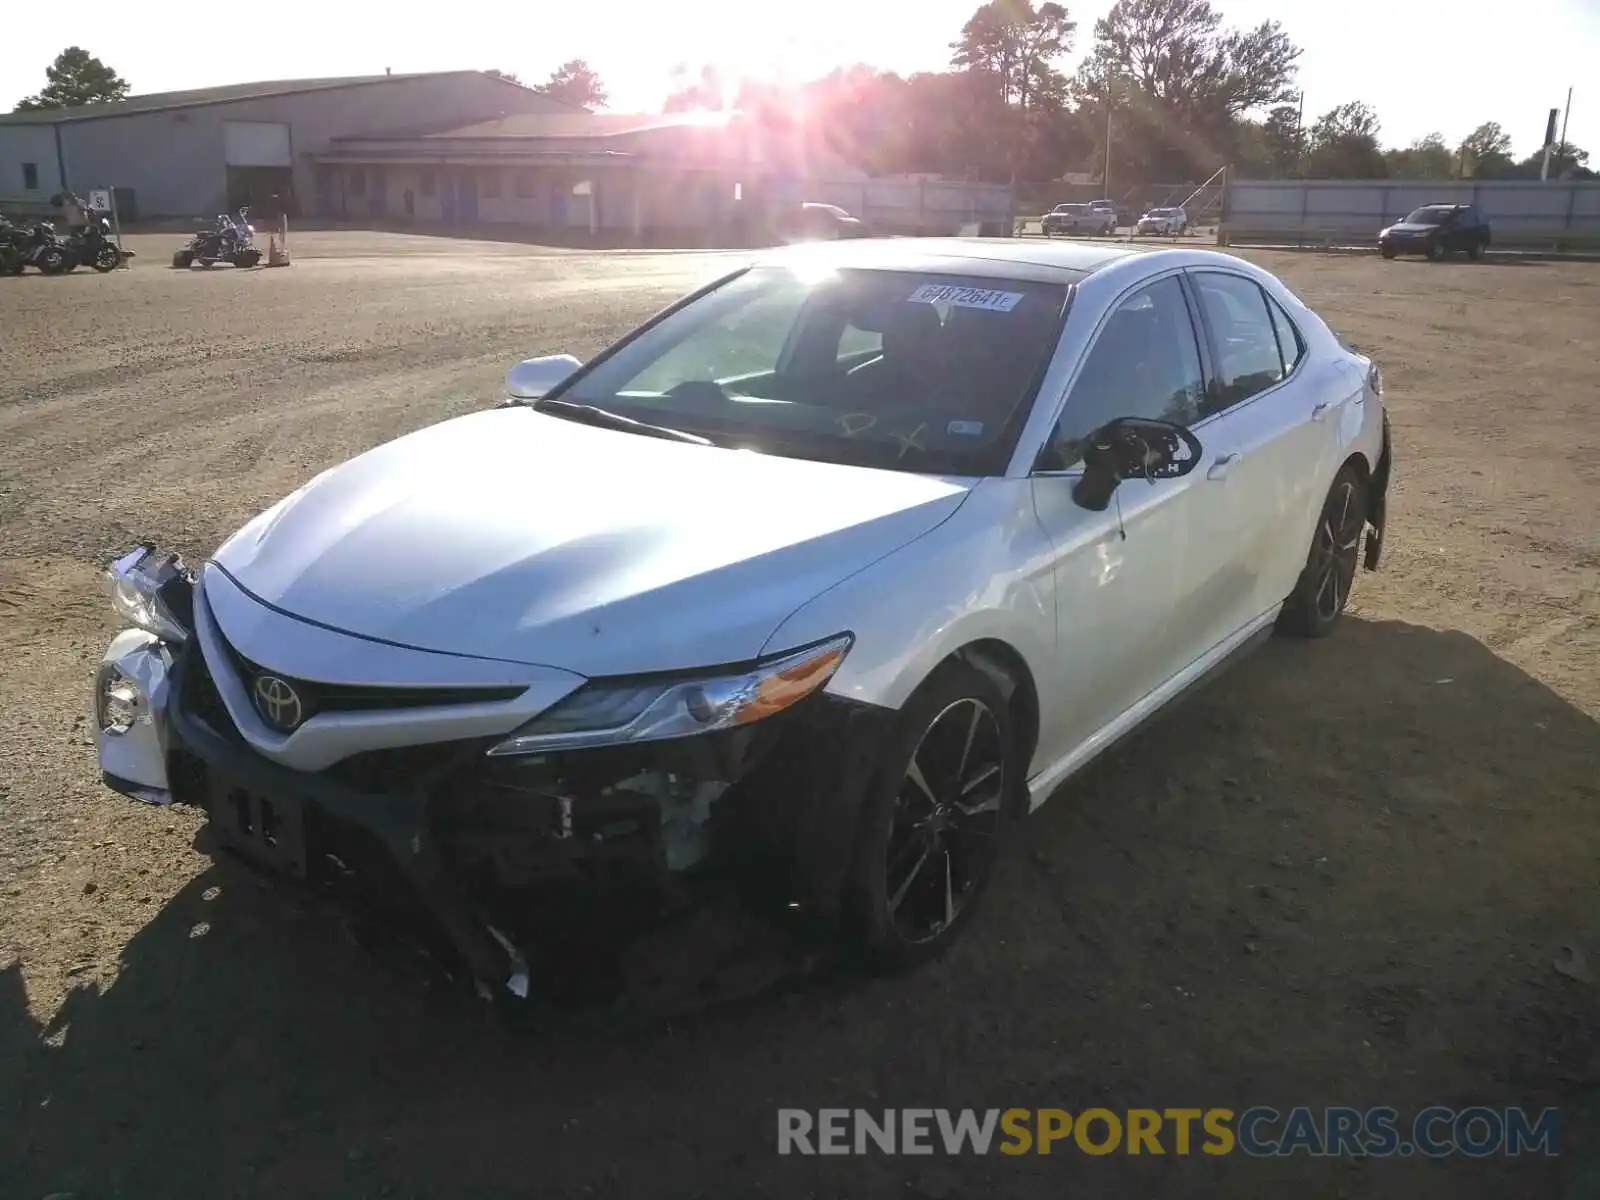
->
[223,121,291,167]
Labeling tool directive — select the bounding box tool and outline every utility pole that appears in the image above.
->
[1104,95,1113,194]
[1556,87,1574,175]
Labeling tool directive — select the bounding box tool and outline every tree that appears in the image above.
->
[488,69,523,86]
[1456,120,1513,177]
[1385,131,1457,179]
[14,47,129,111]
[950,0,1076,110]
[1302,101,1386,178]
[663,64,730,112]
[1076,0,1301,180]
[536,59,608,111]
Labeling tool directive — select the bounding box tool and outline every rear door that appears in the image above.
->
[1185,269,1349,622]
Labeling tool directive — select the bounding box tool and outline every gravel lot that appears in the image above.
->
[2,232,1598,1198]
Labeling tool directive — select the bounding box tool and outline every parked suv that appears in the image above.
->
[1379,203,1491,261]
[1137,207,1189,236]
[1042,203,1115,237]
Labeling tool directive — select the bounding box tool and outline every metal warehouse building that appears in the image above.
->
[0,71,567,219]
[1,71,1013,236]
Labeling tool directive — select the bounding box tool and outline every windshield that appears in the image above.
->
[1403,206,1454,225]
[540,265,1072,475]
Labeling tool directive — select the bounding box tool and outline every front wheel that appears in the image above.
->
[1278,464,1369,639]
[232,250,262,268]
[1381,245,1397,259]
[844,661,1016,971]
[1426,239,1445,262]
[92,244,121,272]
[1468,241,1486,262]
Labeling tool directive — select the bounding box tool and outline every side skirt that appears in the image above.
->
[1024,607,1280,812]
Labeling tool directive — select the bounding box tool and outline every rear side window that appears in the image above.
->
[1264,293,1304,373]
[1190,272,1286,414]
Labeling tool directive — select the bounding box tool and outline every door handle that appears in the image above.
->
[1206,452,1240,481]
[1310,400,1333,422]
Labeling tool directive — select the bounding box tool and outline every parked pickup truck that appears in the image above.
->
[1042,203,1115,237]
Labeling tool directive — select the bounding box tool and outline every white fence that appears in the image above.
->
[1222,179,1600,248]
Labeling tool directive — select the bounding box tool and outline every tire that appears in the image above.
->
[1381,246,1397,260]
[92,245,121,272]
[37,247,68,275]
[843,660,1017,971]
[232,250,262,268]
[1278,464,1369,639]
[1425,239,1445,262]
[1468,240,1486,262]
[172,251,193,269]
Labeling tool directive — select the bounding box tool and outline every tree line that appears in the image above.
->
[13,15,1592,186]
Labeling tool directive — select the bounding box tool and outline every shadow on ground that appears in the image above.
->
[4,619,1598,1199]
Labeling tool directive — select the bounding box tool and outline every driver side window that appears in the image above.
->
[1041,276,1205,469]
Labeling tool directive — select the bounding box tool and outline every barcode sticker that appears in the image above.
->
[906,284,1024,312]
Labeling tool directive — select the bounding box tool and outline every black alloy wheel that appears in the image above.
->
[1279,464,1369,638]
[847,662,1015,969]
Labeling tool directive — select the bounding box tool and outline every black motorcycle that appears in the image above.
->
[0,214,24,275]
[10,221,75,275]
[68,215,133,272]
[172,206,261,269]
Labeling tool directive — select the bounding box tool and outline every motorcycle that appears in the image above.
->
[172,206,261,269]
[68,215,134,272]
[10,221,76,275]
[0,213,24,275]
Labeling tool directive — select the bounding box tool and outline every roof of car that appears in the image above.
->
[755,237,1146,283]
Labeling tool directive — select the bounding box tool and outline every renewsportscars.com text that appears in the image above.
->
[777,1107,1559,1158]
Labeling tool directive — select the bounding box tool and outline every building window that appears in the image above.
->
[514,171,535,199]
[482,170,502,199]
[348,167,366,197]
[420,170,437,198]
[22,162,39,190]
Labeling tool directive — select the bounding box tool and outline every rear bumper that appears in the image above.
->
[1364,411,1393,570]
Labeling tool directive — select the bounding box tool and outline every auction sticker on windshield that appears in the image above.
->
[907,284,1024,312]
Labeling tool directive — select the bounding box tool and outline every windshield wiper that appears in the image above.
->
[532,399,712,446]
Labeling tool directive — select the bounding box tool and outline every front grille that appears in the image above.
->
[211,628,525,714]
[186,644,240,740]
[322,740,486,794]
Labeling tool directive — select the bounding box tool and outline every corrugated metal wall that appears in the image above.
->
[1224,179,1600,246]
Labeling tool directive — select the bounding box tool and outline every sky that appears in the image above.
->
[2,0,1593,157]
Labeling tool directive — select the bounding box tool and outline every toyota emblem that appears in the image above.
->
[252,674,305,732]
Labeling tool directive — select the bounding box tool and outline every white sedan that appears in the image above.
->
[95,239,1392,998]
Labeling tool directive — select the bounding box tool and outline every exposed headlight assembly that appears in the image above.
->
[486,634,853,757]
[106,545,193,643]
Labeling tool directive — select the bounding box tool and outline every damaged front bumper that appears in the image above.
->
[94,562,894,999]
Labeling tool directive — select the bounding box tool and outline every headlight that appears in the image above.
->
[106,545,192,643]
[485,634,853,757]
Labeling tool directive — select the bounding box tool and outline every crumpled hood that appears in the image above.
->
[212,407,973,677]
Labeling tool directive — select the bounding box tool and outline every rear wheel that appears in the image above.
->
[171,251,193,269]
[1278,464,1369,639]
[232,250,262,268]
[37,246,69,275]
[844,662,1016,971]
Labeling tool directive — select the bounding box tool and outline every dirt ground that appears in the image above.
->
[1,232,1597,1199]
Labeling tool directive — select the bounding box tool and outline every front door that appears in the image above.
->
[441,173,458,222]
[1028,273,1233,760]
[456,169,478,221]
[369,166,387,217]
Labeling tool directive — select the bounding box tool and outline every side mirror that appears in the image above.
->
[1071,417,1203,512]
[504,353,583,402]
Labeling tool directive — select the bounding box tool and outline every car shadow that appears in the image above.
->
[3,618,1598,1199]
